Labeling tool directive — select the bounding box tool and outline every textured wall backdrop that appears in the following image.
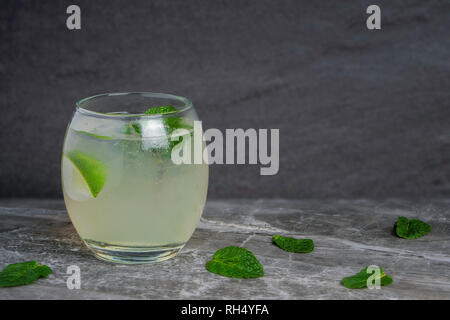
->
[1,0,449,198]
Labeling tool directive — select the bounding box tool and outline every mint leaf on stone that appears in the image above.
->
[342,266,393,289]
[396,216,431,239]
[272,234,314,253]
[0,261,52,288]
[35,265,52,278]
[206,246,264,279]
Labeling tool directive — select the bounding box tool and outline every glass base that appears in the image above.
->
[84,240,185,264]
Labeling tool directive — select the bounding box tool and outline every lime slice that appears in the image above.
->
[62,150,107,201]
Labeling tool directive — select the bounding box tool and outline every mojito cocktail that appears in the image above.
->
[62,93,208,263]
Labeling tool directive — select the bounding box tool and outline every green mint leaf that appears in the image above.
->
[35,265,52,278]
[131,123,142,135]
[206,246,264,279]
[396,216,431,239]
[122,122,142,136]
[122,123,134,135]
[342,266,393,289]
[144,105,178,115]
[122,124,133,135]
[123,105,189,137]
[122,123,142,136]
[144,105,191,132]
[0,261,52,288]
[272,235,314,253]
[122,105,193,157]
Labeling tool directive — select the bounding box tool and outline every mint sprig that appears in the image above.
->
[122,105,192,153]
[147,106,192,152]
[341,266,393,289]
[272,234,314,253]
[0,261,52,288]
[395,217,431,239]
[206,246,264,279]
[145,105,192,138]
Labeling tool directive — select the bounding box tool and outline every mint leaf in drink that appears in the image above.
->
[131,123,142,135]
[121,123,137,136]
[342,266,393,289]
[147,106,191,130]
[272,235,314,253]
[146,105,193,152]
[122,124,132,135]
[396,216,431,239]
[122,123,142,135]
[124,105,190,137]
[122,105,192,158]
[0,261,52,288]
[145,105,192,131]
[145,105,178,115]
[206,246,264,279]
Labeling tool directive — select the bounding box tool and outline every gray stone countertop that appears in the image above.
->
[0,198,449,300]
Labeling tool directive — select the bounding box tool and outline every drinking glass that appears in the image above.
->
[61,92,209,263]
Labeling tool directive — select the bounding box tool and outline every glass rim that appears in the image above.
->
[75,92,193,119]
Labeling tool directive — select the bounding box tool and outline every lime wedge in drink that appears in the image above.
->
[62,150,107,201]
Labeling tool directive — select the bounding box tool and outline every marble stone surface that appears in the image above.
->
[0,198,449,300]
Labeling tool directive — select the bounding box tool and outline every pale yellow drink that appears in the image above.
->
[62,98,208,264]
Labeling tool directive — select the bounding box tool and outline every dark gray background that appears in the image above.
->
[1,0,449,199]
